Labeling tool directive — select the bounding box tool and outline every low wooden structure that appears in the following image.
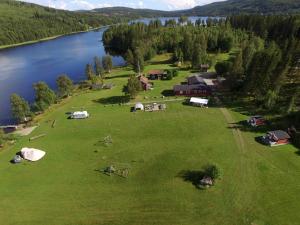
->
[144,103,166,112]
[247,116,266,127]
[200,64,209,72]
[147,70,167,80]
[261,130,291,146]
[138,75,152,90]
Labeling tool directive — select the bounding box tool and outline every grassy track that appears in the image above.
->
[0,55,299,225]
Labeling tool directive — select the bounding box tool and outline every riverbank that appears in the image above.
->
[0,27,103,50]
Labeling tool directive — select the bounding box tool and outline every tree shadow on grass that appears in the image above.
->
[161,90,174,97]
[177,170,205,187]
[93,95,130,105]
[105,74,131,80]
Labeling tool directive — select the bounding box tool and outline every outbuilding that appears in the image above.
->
[189,97,209,107]
[138,75,152,90]
[147,70,167,80]
[247,115,266,127]
[261,130,291,146]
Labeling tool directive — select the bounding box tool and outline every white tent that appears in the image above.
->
[134,102,144,111]
[190,97,209,106]
[71,111,89,119]
[21,147,46,162]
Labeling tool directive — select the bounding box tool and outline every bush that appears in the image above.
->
[215,61,232,76]
[173,69,179,77]
[165,70,173,80]
[203,164,220,180]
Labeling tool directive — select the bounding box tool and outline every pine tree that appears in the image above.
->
[85,64,95,80]
[231,51,244,80]
[102,55,113,73]
[94,56,104,80]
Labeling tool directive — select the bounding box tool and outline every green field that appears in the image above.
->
[0,56,299,225]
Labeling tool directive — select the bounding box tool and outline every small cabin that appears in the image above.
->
[147,70,167,80]
[200,64,210,72]
[138,75,152,91]
[247,116,266,127]
[261,130,291,146]
[70,111,89,119]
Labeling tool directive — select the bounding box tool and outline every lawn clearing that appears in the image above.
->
[0,55,299,225]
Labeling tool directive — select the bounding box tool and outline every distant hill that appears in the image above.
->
[88,0,300,17]
[181,0,300,16]
[88,7,170,18]
[0,1,137,46]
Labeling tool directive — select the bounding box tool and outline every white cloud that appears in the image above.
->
[20,0,226,11]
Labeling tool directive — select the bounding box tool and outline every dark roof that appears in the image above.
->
[268,130,291,140]
[187,75,205,85]
[173,84,209,92]
[148,70,166,75]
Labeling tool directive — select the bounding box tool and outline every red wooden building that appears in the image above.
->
[261,130,291,146]
[138,75,152,91]
[173,84,211,97]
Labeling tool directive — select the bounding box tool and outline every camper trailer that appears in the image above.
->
[70,111,89,119]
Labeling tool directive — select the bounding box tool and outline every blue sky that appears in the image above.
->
[21,0,226,11]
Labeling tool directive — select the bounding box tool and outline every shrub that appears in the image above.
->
[203,164,220,180]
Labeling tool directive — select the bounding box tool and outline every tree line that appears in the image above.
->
[220,15,300,113]
[103,18,243,72]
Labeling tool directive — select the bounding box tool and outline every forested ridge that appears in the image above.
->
[0,0,135,46]
[103,16,300,115]
[182,0,300,16]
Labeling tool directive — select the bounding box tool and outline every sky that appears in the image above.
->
[21,0,226,11]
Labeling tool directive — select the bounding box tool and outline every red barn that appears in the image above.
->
[173,84,212,97]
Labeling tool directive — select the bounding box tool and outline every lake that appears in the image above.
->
[0,17,211,125]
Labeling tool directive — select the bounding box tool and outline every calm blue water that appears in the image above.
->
[0,28,125,125]
[0,17,212,125]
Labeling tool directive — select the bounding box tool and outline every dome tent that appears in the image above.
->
[134,102,144,111]
[21,147,46,161]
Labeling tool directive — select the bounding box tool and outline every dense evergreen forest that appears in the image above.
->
[0,0,136,46]
[103,16,299,115]
[181,0,300,16]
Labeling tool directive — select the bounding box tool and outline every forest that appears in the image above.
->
[103,15,300,116]
[0,0,135,46]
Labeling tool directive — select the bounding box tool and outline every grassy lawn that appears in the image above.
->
[0,55,299,225]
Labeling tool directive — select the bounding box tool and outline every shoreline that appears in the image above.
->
[0,26,103,50]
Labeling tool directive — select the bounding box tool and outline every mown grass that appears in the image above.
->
[0,54,299,225]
